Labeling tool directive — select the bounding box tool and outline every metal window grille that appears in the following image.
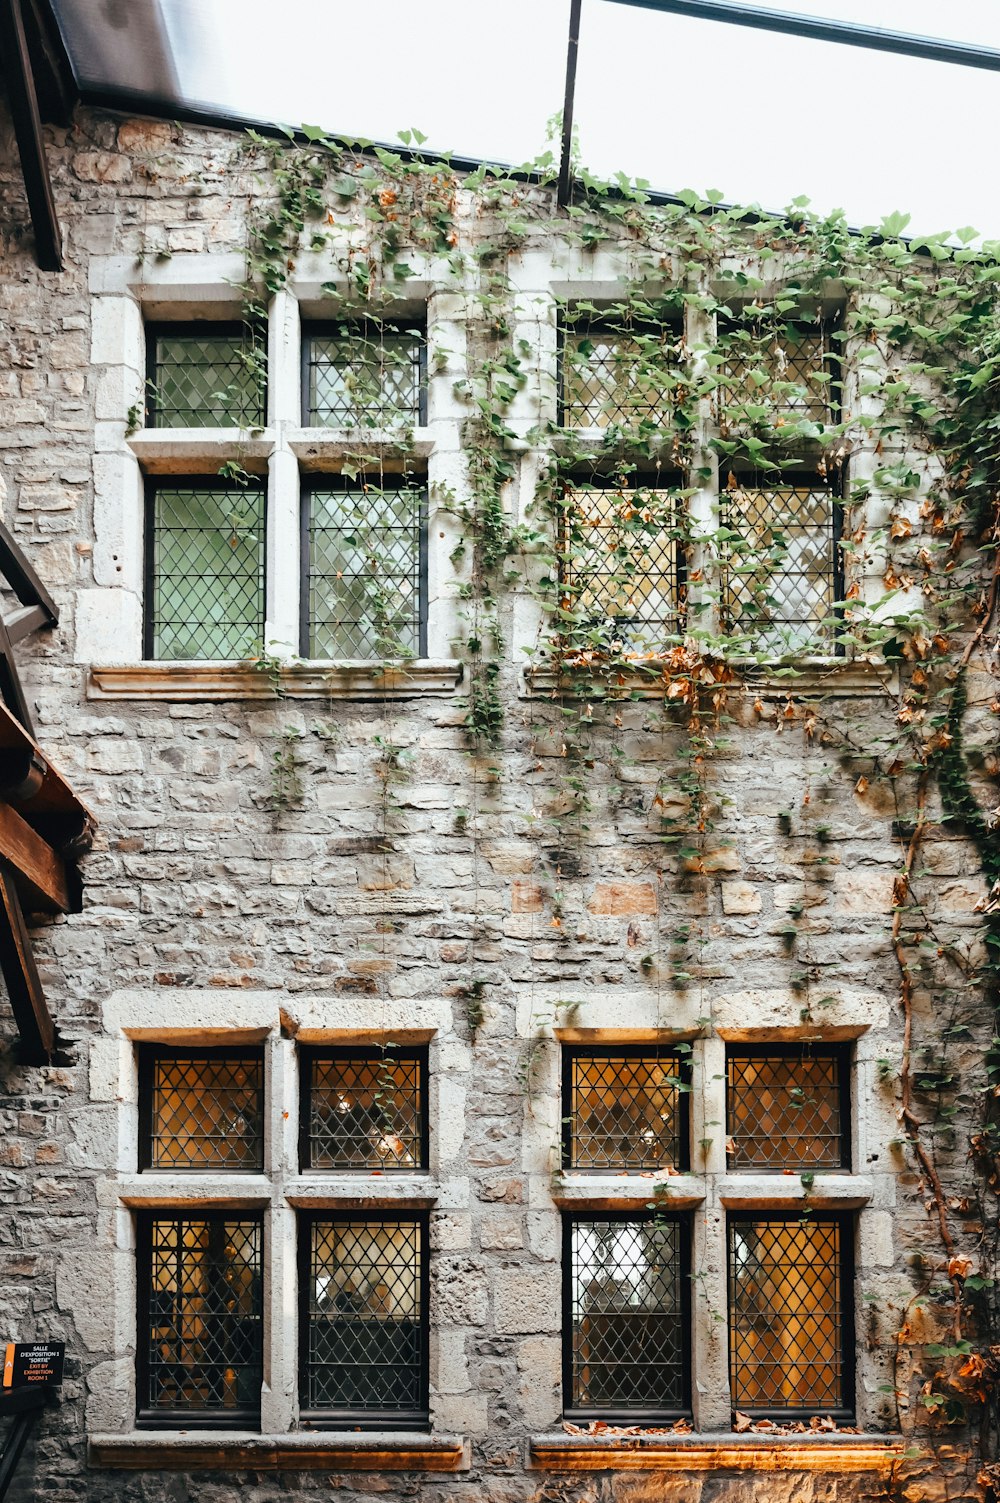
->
[719,480,842,654]
[137,1214,263,1427]
[302,481,427,660]
[727,1047,849,1171]
[563,1048,688,1172]
[304,325,426,429]
[728,1214,852,1417]
[559,319,683,429]
[558,478,684,653]
[147,324,266,429]
[302,1048,427,1172]
[718,324,837,426]
[565,1216,689,1419]
[145,480,265,661]
[139,1049,264,1172]
[300,1216,428,1426]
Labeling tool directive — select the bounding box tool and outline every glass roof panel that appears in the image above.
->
[574,0,1000,238]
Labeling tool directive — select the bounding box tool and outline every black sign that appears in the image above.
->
[3,1342,65,1388]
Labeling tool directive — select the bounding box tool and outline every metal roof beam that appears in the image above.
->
[602,0,1000,72]
[0,0,64,270]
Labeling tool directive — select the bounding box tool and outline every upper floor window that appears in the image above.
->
[303,322,426,430]
[727,1045,850,1171]
[146,323,266,429]
[728,1213,852,1418]
[137,1212,263,1427]
[559,307,684,430]
[565,1214,689,1420]
[300,1046,427,1171]
[556,474,686,656]
[139,1046,265,1172]
[562,1045,689,1172]
[144,478,265,661]
[717,317,839,429]
[302,477,427,659]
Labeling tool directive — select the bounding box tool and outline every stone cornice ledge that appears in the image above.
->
[88,661,464,702]
[529,1433,904,1472]
[522,657,896,701]
[89,1432,468,1472]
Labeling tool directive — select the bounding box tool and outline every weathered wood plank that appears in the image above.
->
[0,862,53,1061]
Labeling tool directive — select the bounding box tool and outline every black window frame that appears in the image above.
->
[135,1209,264,1430]
[298,1044,429,1173]
[556,310,685,430]
[301,320,428,429]
[299,475,429,661]
[145,319,267,430]
[142,473,267,662]
[561,1043,691,1173]
[137,1043,265,1173]
[727,1209,855,1422]
[725,1042,852,1172]
[297,1209,430,1430]
[562,1211,692,1423]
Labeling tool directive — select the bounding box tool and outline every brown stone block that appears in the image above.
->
[588,882,658,915]
[512,881,544,913]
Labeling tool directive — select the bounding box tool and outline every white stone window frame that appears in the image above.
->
[83,988,471,1470]
[506,254,915,698]
[517,982,901,1437]
[83,255,468,701]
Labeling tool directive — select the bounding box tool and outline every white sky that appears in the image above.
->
[152,0,1000,238]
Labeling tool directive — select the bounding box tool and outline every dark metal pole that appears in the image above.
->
[557,0,583,208]
[0,0,64,269]
[602,0,1000,72]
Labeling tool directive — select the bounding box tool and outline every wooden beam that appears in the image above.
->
[22,0,76,127]
[557,0,583,209]
[0,0,63,272]
[0,862,53,1062]
[0,520,58,621]
[0,800,71,912]
[0,612,35,738]
[4,604,49,644]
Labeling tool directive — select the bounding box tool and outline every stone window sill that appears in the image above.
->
[522,656,895,700]
[88,660,464,701]
[552,1174,705,1211]
[89,1431,468,1472]
[529,1432,904,1472]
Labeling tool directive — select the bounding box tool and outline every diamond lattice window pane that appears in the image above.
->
[729,1218,846,1414]
[146,1052,263,1170]
[151,330,265,428]
[559,483,682,652]
[303,1219,425,1416]
[306,1052,425,1171]
[719,326,835,426]
[720,483,838,653]
[567,1053,684,1171]
[561,320,683,429]
[307,328,424,429]
[307,484,423,659]
[149,484,265,660]
[568,1218,686,1414]
[141,1216,262,1421]
[727,1051,845,1170]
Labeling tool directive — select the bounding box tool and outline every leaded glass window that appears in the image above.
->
[719,479,842,654]
[301,1048,426,1171]
[556,475,685,655]
[563,1047,688,1172]
[137,1213,263,1427]
[303,480,426,659]
[565,1216,689,1418]
[300,1216,428,1426]
[147,324,265,429]
[727,1047,849,1171]
[145,480,265,660]
[728,1214,852,1417]
[304,324,425,429]
[718,321,838,427]
[139,1048,264,1171]
[559,313,684,430]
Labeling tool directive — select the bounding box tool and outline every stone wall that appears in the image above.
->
[0,103,991,1503]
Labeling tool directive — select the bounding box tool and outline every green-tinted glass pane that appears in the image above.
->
[307,330,423,428]
[150,485,264,660]
[308,485,422,659]
[151,332,265,428]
